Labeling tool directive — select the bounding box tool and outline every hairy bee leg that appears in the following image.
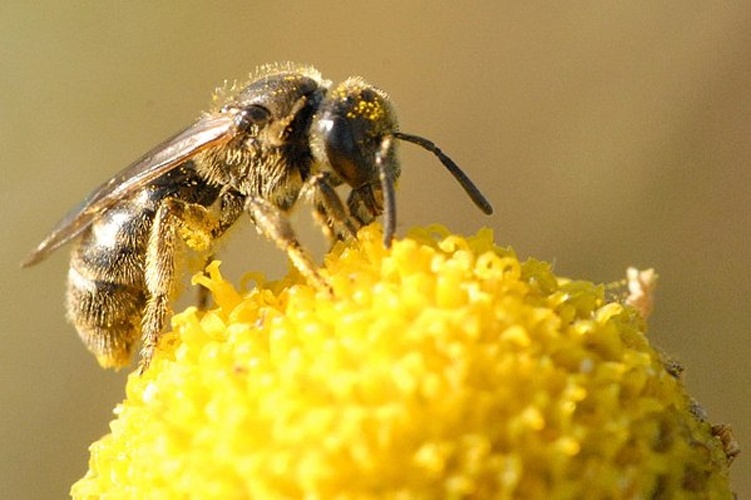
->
[139,209,177,373]
[301,172,359,247]
[347,186,381,228]
[196,254,214,310]
[245,196,330,292]
[139,198,221,373]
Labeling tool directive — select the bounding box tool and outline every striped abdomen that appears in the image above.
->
[66,200,151,368]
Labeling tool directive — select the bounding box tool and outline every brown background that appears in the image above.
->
[2,2,749,497]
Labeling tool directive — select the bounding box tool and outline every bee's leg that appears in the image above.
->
[196,254,214,309]
[347,185,382,228]
[139,198,220,373]
[245,196,330,291]
[301,172,358,247]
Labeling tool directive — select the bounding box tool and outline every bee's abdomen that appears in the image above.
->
[66,204,150,368]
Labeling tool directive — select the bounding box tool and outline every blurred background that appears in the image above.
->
[2,2,749,497]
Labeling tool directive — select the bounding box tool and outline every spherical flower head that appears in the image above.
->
[71,224,735,498]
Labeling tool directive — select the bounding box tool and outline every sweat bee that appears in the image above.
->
[21,63,493,371]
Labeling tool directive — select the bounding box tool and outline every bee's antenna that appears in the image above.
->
[375,135,397,247]
[393,132,494,215]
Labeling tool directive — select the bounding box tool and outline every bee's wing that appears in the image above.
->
[21,113,239,267]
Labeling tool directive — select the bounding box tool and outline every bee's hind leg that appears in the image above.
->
[139,198,220,373]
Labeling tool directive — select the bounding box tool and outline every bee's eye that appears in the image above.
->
[234,105,272,132]
[321,116,370,188]
[246,105,271,123]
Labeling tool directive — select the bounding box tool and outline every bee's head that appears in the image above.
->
[313,77,493,247]
[311,78,401,244]
[313,78,399,189]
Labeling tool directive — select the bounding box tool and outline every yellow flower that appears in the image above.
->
[71,224,735,499]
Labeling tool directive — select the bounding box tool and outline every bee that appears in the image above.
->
[21,63,493,371]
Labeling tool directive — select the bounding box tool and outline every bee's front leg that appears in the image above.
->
[346,185,383,230]
[245,196,330,292]
[139,198,220,373]
[301,172,358,247]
